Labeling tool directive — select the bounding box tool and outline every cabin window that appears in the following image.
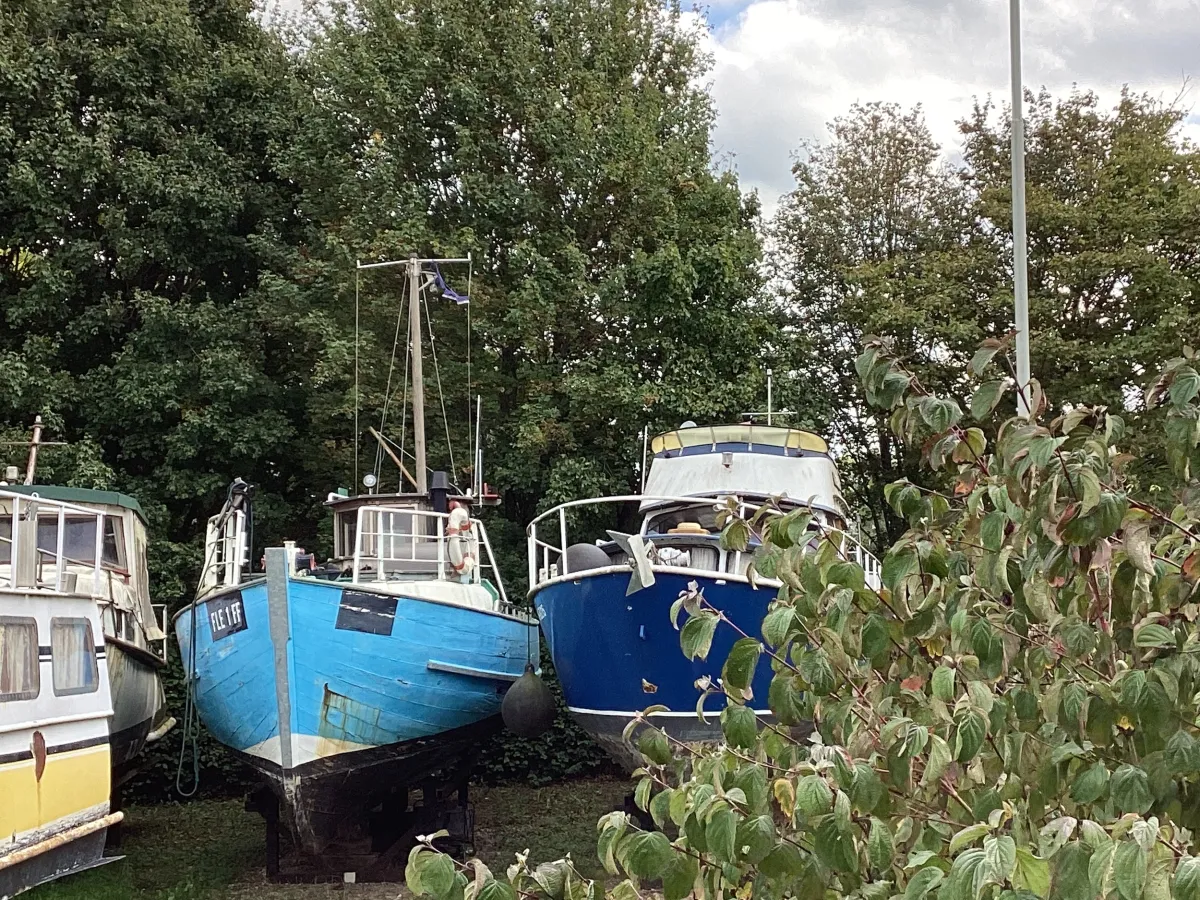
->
[0,518,9,565]
[0,617,39,701]
[36,516,123,568]
[50,618,99,696]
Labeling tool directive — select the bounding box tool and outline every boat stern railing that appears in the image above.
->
[349,505,510,606]
[526,494,882,593]
[0,489,115,598]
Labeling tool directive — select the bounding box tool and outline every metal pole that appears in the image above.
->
[766,369,773,426]
[1010,0,1031,417]
[408,258,428,494]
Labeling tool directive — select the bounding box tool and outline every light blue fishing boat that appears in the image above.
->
[174,257,540,871]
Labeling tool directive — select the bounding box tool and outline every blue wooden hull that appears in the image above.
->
[175,571,537,850]
[534,569,775,769]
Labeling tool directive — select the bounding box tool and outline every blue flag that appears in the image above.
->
[432,264,469,305]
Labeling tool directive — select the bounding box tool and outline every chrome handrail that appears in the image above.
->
[526,493,881,592]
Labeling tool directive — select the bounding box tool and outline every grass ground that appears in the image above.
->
[26,777,630,900]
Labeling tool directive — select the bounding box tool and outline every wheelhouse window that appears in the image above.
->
[0,617,39,701]
[51,618,99,696]
[37,516,123,569]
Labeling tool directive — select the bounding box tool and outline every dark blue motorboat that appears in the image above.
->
[528,423,879,769]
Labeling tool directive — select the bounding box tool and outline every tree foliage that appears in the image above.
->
[772,92,1200,550]
[408,339,1200,900]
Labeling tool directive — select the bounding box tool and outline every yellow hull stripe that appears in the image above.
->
[0,746,111,838]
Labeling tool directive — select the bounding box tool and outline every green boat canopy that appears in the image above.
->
[5,484,147,523]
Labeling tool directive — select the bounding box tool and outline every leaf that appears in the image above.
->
[722,637,762,695]
[417,853,458,898]
[736,814,776,864]
[814,817,858,874]
[1170,367,1200,409]
[1114,840,1147,900]
[932,665,956,702]
[882,546,919,591]
[477,881,516,900]
[920,396,962,433]
[1124,518,1156,575]
[721,704,758,749]
[706,806,738,864]
[761,606,796,648]
[759,841,806,881]
[1014,848,1051,898]
[1053,842,1094,900]
[1039,817,1078,859]
[1111,764,1153,814]
[985,835,1018,883]
[597,812,628,875]
[1134,623,1176,650]
[951,824,993,854]
[954,709,988,763]
[946,849,987,900]
[922,734,952,786]
[1174,856,1200,900]
[868,817,894,873]
[799,648,836,696]
[972,380,1008,420]
[650,788,674,829]
[773,777,796,818]
[680,612,719,660]
[905,865,945,900]
[971,343,1004,376]
[796,774,833,816]
[637,728,671,765]
[862,613,891,658]
[1070,762,1110,805]
[661,852,699,900]
[768,672,805,725]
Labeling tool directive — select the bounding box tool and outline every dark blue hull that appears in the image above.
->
[534,569,774,769]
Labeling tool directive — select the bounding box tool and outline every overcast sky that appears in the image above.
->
[694,0,1200,210]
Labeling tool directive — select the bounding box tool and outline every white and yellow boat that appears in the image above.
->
[0,489,121,898]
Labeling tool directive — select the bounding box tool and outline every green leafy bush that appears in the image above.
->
[406,338,1200,900]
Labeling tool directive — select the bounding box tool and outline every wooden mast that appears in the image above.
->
[408,257,428,495]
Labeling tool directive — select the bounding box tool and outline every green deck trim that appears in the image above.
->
[5,484,147,522]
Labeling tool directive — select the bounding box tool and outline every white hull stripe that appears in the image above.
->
[567,706,772,718]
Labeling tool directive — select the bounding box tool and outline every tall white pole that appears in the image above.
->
[1010,0,1032,417]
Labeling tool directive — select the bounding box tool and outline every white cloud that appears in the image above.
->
[699,0,1200,210]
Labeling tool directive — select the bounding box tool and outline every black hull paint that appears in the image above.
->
[233,716,502,855]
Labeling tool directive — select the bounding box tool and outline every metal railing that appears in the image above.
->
[0,490,112,597]
[349,505,509,604]
[526,494,882,592]
[197,510,248,597]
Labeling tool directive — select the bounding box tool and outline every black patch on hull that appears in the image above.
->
[231,716,503,855]
[334,590,398,635]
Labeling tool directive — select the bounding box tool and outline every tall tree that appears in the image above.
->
[288,0,785,555]
[0,0,337,594]
[960,89,1200,483]
[769,102,975,545]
